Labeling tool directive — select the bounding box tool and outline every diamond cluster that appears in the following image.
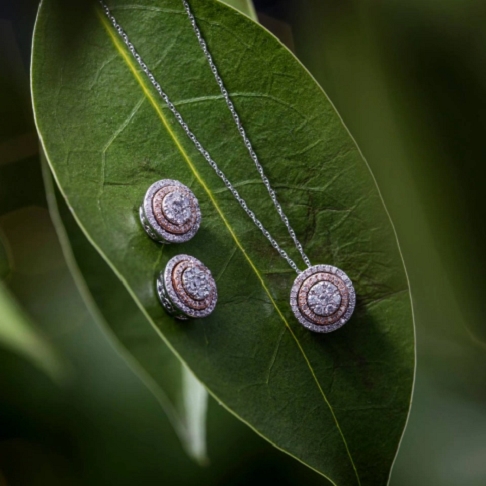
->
[140,179,201,244]
[183,266,211,300]
[162,190,192,225]
[290,264,356,333]
[307,281,342,317]
[157,254,217,319]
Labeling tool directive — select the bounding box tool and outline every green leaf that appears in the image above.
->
[0,283,66,384]
[32,0,415,484]
[43,159,209,464]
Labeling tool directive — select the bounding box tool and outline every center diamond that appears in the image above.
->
[182,266,211,301]
[162,190,192,225]
[307,281,342,316]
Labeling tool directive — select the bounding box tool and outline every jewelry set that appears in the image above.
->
[100,0,356,333]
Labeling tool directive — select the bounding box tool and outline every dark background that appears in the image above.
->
[1,0,486,484]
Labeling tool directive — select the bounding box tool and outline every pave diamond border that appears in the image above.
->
[140,179,201,244]
[157,254,217,319]
[290,264,356,333]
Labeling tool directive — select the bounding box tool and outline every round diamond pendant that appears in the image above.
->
[290,265,355,333]
[157,254,217,320]
[140,179,201,244]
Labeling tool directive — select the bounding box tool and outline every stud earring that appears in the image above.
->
[157,254,218,320]
[140,179,201,244]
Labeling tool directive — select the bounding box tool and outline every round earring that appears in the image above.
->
[140,179,201,244]
[290,264,356,333]
[157,254,218,320]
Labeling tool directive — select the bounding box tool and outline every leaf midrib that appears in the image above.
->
[95,6,360,485]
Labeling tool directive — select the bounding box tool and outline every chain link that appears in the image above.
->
[98,0,309,274]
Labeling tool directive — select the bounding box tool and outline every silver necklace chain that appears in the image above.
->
[181,0,311,269]
[99,0,311,274]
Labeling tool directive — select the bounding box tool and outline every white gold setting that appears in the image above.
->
[140,179,201,244]
[290,265,356,333]
[157,254,217,320]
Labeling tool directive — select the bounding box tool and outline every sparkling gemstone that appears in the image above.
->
[182,266,211,300]
[307,281,342,316]
[162,190,192,225]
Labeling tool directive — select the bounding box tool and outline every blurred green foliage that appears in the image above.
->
[1,0,486,484]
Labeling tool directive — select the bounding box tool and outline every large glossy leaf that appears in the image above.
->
[32,0,415,484]
[42,161,209,463]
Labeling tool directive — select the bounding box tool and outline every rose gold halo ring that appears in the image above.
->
[156,254,217,320]
[139,179,201,244]
[290,264,355,333]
